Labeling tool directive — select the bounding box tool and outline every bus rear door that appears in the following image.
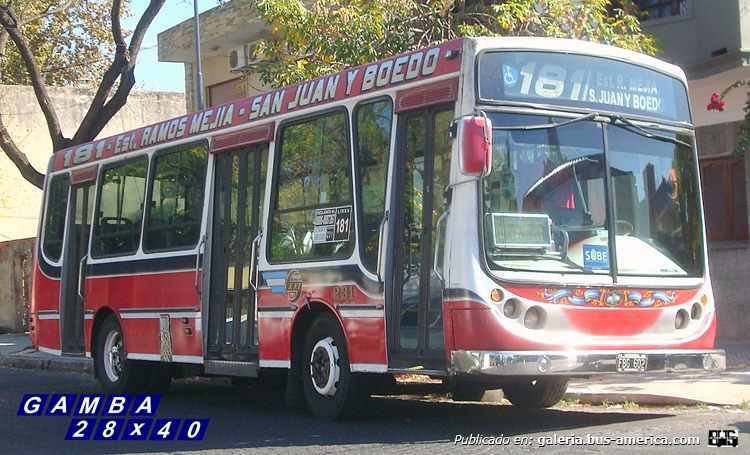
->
[60,181,94,355]
[205,145,268,373]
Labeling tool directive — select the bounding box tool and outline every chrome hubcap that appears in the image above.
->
[103,330,123,382]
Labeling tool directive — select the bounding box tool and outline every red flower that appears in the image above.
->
[707,92,726,111]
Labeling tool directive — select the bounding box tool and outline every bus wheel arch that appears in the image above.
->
[91,307,117,380]
[93,313,149,393]
[288,302,368,420]
[285,301,329,408]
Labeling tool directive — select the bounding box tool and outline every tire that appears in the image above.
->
[94,315,149,394]
[301,313,369,421]
[450,382,487,402]
[502,377,569,408]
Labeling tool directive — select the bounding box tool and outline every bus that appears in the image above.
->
[30,37,725,421]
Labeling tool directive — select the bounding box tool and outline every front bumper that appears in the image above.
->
[451,349,726,376]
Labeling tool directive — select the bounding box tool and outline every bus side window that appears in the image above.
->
[355,98,393,273]
[144,143,208,252]
[91,157,148,258]
[42,174,70,262]
[270,109,354,262]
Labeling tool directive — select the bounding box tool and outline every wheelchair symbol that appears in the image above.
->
[503,65,519,87]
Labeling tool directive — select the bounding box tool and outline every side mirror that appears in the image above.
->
[458,115,492,177]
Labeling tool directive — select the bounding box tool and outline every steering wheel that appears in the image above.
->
[615,220,633,236]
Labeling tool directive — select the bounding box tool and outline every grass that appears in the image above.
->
[622,400,639,409]
[559,397,581,406]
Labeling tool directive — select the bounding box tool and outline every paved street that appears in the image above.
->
[1,366,747,455]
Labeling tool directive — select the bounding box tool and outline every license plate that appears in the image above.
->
[616,353,647,373]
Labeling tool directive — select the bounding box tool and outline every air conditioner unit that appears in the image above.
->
[243,41,266,66]
[228,46,247,72]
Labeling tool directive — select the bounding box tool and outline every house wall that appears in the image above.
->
[0,86,186,241]
[696,120,750,340]
[644,0,742,72]
[0,238,34,333]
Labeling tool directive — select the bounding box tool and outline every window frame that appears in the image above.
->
[267,107,355,263]
[699,155,749,246]
[41,173,70,264]
[634,0,692,25]
[91,155,150,259]
[143,140,209,253]
[353,96,394,274]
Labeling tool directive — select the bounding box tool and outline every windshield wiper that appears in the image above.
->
[609,115,692,148]
[492,112,599,131]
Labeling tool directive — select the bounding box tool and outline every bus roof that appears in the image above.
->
[51,36,688,173]
[52,39,464,172]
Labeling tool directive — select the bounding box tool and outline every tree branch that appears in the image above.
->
[0,112,44,188]
[73,0,165,143]
[0,3,68,151]
[17,0,76,27]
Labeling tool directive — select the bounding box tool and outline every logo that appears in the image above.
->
[503,65,519,87]
[17,394,208,441]
[602,290,626,307]
[285,270,303,303]
[263,270,304,303]
[708,430,739,448]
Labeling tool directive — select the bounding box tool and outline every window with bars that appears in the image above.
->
[207,77,246,107]
[633,0,688,20]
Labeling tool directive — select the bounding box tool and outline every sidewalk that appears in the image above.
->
[1,333,748,407]
[0,333,93,375]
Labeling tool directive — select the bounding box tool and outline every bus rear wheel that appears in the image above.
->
[502,377,569,408]
[301,313,368,421]
[94,315,148,393]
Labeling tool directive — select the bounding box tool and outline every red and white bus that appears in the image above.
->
[30,37,725,420]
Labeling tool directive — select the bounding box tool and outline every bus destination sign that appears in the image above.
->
[479,51,691,123]
[492,213,551,250]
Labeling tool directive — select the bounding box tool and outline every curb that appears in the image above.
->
[0,352,93,375]
[564,392,711,407]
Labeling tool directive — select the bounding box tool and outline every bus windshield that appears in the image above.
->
[481,112,704,278]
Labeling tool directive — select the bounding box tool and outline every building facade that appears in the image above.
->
[637,0,750,341]
[157,0,280,113]
[159,0,750,341]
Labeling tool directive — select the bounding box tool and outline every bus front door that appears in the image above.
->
[389,106,453,370]
[60,182,94,356]
[206,146,267,370]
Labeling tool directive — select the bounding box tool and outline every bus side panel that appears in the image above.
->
[257,288,293,363]
[258,317,292,363]
[256,288,387,368]
[307,282,388,368]
[342,318,387,367]
[86,270,202,358]
[30,265,62,351]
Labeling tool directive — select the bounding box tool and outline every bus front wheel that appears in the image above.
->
[94,315,148,393]
[301,313,368,421]
[450,382,487,402]
[502,377,569,408]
